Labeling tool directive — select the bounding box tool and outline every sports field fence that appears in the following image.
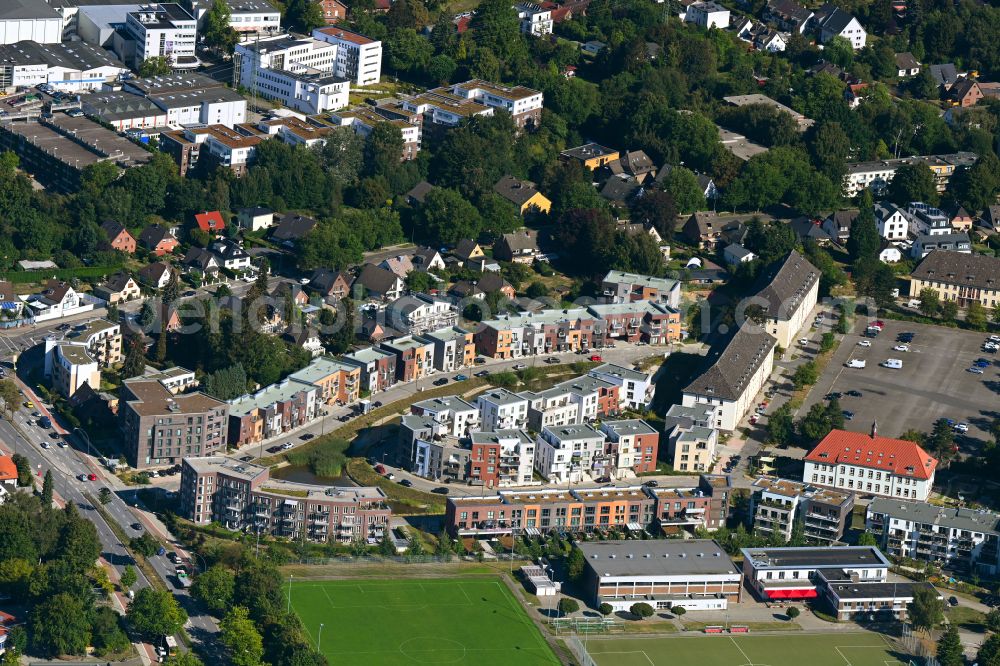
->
[565,635,597,666]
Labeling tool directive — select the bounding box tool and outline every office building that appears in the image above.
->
[0,40,129,92]
[312,26,382,85]
[234,35,348,114]
[112,3,198,71]
[0,0,61,45]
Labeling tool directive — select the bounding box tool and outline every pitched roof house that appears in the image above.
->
[452,239,485,264]
[94,273,141,304]
[139,224,179,256]
[101,220,137,253]
[948,79,983,107]
[182,247,220,274]
[895,52,920,77]
[493,230,540,264]
[271,213,318,242]
[353,264,404,301]
[815,4,866,49]
[309,269,352,300]
[492,176,552,215]
[138,262,173,289]
[194,211,225,235]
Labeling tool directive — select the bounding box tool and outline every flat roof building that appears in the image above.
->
[579,539,742,612]
[741,545,889,601]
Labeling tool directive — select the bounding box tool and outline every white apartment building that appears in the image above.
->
[874,202,909,241]
[535,424,607,483]
[114,3,198,71]
[750,249,819,350]
[234,35,349,114]
[522,386,583,431]
[188,0,281,34]
[802,428,938,501]
[411,396,479,438]
[685,1,730,29]
[385,294,456,335]
[49,343,100,399]
[663,404,718,473]
[514,2,553,35]
[816,7,866,49]
[588,363,655,411]
[906,202,951,236]
[682,326,776,431]
[842,152,977,197]
[0,41,129,93]
[867,498,1000,575]
[418,327,472,374]
[0,1,62,46]
[477,389,529,431]
[312,26,382,85]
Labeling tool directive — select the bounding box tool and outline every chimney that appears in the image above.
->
[871,420,878,439]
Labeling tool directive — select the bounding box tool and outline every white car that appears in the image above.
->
[954,423,969,433]
[798,338,809,346]
[846,359,866,368]
[990,336,1000,343]
[882,358,903,369]
[857,340,872,347]
[893,344,909,352]
[967,367,985,375]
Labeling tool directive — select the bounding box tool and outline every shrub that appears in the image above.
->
[786,606,800,620]
[672,605,686,617]
[599,603,613,616]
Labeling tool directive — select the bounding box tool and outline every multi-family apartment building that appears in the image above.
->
[341,347,397,394]
[477,388,529,431]
[534,423,609,483]
[663,404,717,472]
[234,35,349,114]
[588,363,655,410]
[71,318,122,367]
[119,373,229,468]
[802,427,938,501]
[682,325,776,431]
[410,395,479,437]
[187,0,281,34]
[475,308,603,358]
[402,79,543,130]
[601,270,681,307]
[418,326,475,373]
[598,420,659,475]
[874,201,909,241]
[385,294,456,334]
[227,378,318,447]
[378,335,435,382]
[906,202,952,236]
[328,105,421,160]
[866,498,1000,575]
[445,474,730,536]
[180,456,390,542]
[750,476,854,544]
[469,429,535,487]
[749,250,819,350]
[514,2,553,35]
[311,26,382,85]
[112,3,198,70]
[842,152,978,196]
[909,251,1000,308]
[48,344,100,399]
[586,302,682,345]
[160,124,264,176]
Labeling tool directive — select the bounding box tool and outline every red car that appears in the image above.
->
[87,473,97,481]
[589,355,603,362]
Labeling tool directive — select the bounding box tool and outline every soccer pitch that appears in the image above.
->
[285,577,560,665]
[584,632,909,666]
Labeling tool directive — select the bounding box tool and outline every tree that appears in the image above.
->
[138,300,157,330]
[470,0,524,64]
[786,606,800,620]
[127,587,188,639]
[167,653,205,666]
[130,531,160,558]
[558,598,579,616]
[629,190,678,236]
[661,166,707,214]
[889,163,938,206]
[967,301,988,330]
[31,593,90,658]
[986,608,1000,633]
[792,361,819,388]
[365,123,404,178]
[120,564,137,590]
[0,379,21,418]
[928,418,956,463]
[800,402,834,442]
[566,546,585,581]
[935,624,963,666]
[11,454,32,487]
[98,487,113,505]
[139,57,172,77]
[220,606,264,666]
[202,0,238,53]
[856,532,878,547]
[286,0,326,32]
[420,187,482,246]
[672,605,686,617]
[162,270,180,305]
[767,404,794,446]
[918,288,940,317]
[847,208,880,262]
[908,586,944,631]
[824,36,855,68]
[42,469,53,506]
[599,603,613,616]
[90,606,129,657]
[57,503,101,573]
[192,564,235,616]
[941,299,959,322]
[980,634,1000,666]
[630,602,655,619]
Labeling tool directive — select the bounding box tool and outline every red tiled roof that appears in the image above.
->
[0,456,16,483]
[805,429,937,480]
[194,211,224,233]
[455,16,472,32]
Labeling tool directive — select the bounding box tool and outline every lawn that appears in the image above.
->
[584,632,908,666]
[286,577,560,665]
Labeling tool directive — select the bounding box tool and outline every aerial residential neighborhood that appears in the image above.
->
[0,0,997,664]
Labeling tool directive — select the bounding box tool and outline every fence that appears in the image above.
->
[565,635,598,666]
[550,618,624,635]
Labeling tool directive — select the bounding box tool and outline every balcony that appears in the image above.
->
[805,512,840,523]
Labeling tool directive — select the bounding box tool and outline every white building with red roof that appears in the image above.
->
[802,426,937,501]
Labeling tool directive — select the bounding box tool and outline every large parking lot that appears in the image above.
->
[800,318,1000,445]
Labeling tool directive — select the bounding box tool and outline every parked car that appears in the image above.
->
[842,410,855,420]
[299,433,315,440]
[454,374,468,381]
[513,363,527,370]
[589,355,603,362]
[281,442,293,450]
[399,479,413,488]
[131,522,143,531]
[846,390,862,397]
[825,392,842,400]
[545,357,560,364]
[40,441,50,449]
[642,480,659,487]
[949,596,959,607]
[968,367,985,374]
[433,377,449,386]
[474,370,490,377]
[239,455,253,462]
[474,357,488,365]
[431,487,449,495]
[954,423,970,433]
[892,345,910,352]
[798,338,809,346]
[846,359,866,368]
[857,340,872,347]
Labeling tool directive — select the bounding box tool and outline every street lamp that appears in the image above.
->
[287,574,293,613]
[317,623,324,652]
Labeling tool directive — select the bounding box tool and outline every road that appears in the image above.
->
[0,382,220,658]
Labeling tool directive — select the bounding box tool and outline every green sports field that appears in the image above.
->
[584,632,909,666]
[285,577,560,665]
